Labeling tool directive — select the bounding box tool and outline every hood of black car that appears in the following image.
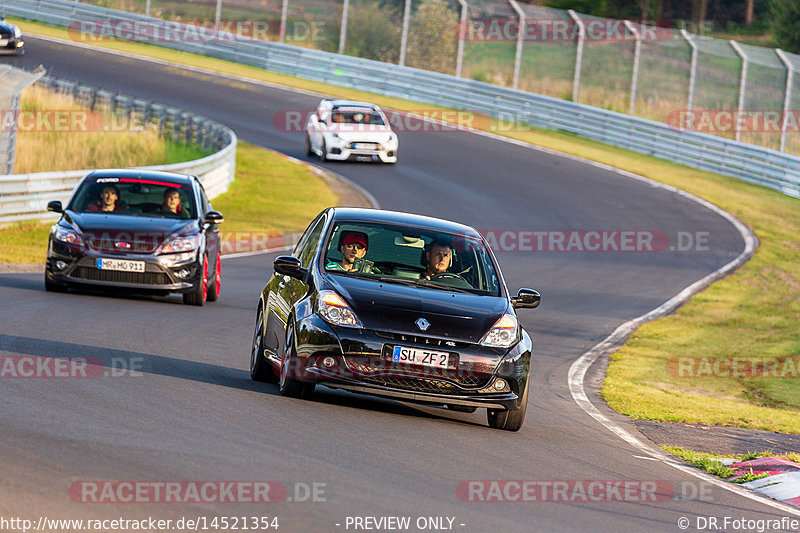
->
[327,275,509,343]
[65,211,197,253]
[0,20,16,34]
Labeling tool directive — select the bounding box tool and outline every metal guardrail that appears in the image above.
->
[0,75,237,222]
[3,0,800,199]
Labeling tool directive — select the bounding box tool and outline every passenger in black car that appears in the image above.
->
[327,231,370,272]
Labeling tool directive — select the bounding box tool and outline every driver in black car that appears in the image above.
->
[423,240,453,280]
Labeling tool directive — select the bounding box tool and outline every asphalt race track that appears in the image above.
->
[1,37,794,532]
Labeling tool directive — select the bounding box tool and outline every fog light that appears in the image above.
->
[55,260,67,270]
[494,379,507,391]
[323,356,335,368]
[176,269,191,279]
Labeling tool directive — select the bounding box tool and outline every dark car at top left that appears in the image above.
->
[0,17,25,54]
[45,169,224,306]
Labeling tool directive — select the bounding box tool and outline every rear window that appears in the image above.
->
[68,176,195,219]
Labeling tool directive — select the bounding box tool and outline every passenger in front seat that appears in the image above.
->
[327,231,375,273]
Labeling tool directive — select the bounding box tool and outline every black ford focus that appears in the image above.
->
[45,169,223,306]
[250,207,540,431]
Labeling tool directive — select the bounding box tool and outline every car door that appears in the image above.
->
[263,213,327,360]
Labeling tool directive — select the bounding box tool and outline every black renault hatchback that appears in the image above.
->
[45,169,223,306]
[250,207,540,431]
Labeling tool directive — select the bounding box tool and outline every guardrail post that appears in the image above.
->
[339,0,350,54]
[399,0,411,66]
[509,0,524,90]
[215,0,222,31]
[456,0,468,78]
[145,0,151,17]
[172,110,180,143]
[730,41,747,143]
[568,10,584,102]
[279,0,288,43]
[624,20,641,115]
[776,48,794,153]
[681,29,697,130]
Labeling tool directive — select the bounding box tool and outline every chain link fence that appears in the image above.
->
[13,0,800,155]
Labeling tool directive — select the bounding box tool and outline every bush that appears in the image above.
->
[770,0,800,53]
[343,1,402,63]
[405,0,459,74]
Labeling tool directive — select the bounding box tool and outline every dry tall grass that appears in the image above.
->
[14,86,173,174]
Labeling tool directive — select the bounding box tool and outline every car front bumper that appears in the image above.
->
[325,139,398,163]
[46,240,202,293]
[0,36,24,53]
[288,314,532,411]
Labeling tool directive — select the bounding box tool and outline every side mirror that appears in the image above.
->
[274,255,307,280]
[205,210,224,224]
[512,288,540,309]
[47,201,63,213]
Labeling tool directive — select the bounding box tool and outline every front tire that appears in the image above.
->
[44,272,66,293]
[487,376,530,431]
[251,307,277,382]
[279,322,315,399]
[304,134,313,156]
[320,141,328,162]
[206,254,221,302]
[183,254,208,306]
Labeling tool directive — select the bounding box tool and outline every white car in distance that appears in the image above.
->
[305,100,398,164]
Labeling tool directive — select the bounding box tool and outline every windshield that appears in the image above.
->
[330,109,386,126]
[324,222,501,296]
[68,176,195,219]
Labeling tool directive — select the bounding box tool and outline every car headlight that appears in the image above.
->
[14,27,21,38]
[480,313,519,348]
[54,226,84,247]
[158,234,199,254]
[317,290,362,328]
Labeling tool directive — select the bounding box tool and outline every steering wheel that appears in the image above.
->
[431,272,463,280]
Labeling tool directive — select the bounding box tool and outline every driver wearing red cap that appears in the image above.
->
[327,231,370,272]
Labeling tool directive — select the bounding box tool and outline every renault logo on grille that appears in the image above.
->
[415,318,430,331]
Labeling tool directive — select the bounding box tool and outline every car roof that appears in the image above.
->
[329,100,380,111]
[84,169,195,185]
[328,207,483,239]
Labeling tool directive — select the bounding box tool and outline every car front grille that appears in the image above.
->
[344,358,489,390]
[86,239,158,254]
[347,142,382,150]
[374,331,470,349]
[72,266,172,286]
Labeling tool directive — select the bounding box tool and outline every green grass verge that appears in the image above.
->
[0,142,336,264]
[211,143,337,236]
[662,446,735,478]
[662,446,800,482]
[11,18,800,434]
